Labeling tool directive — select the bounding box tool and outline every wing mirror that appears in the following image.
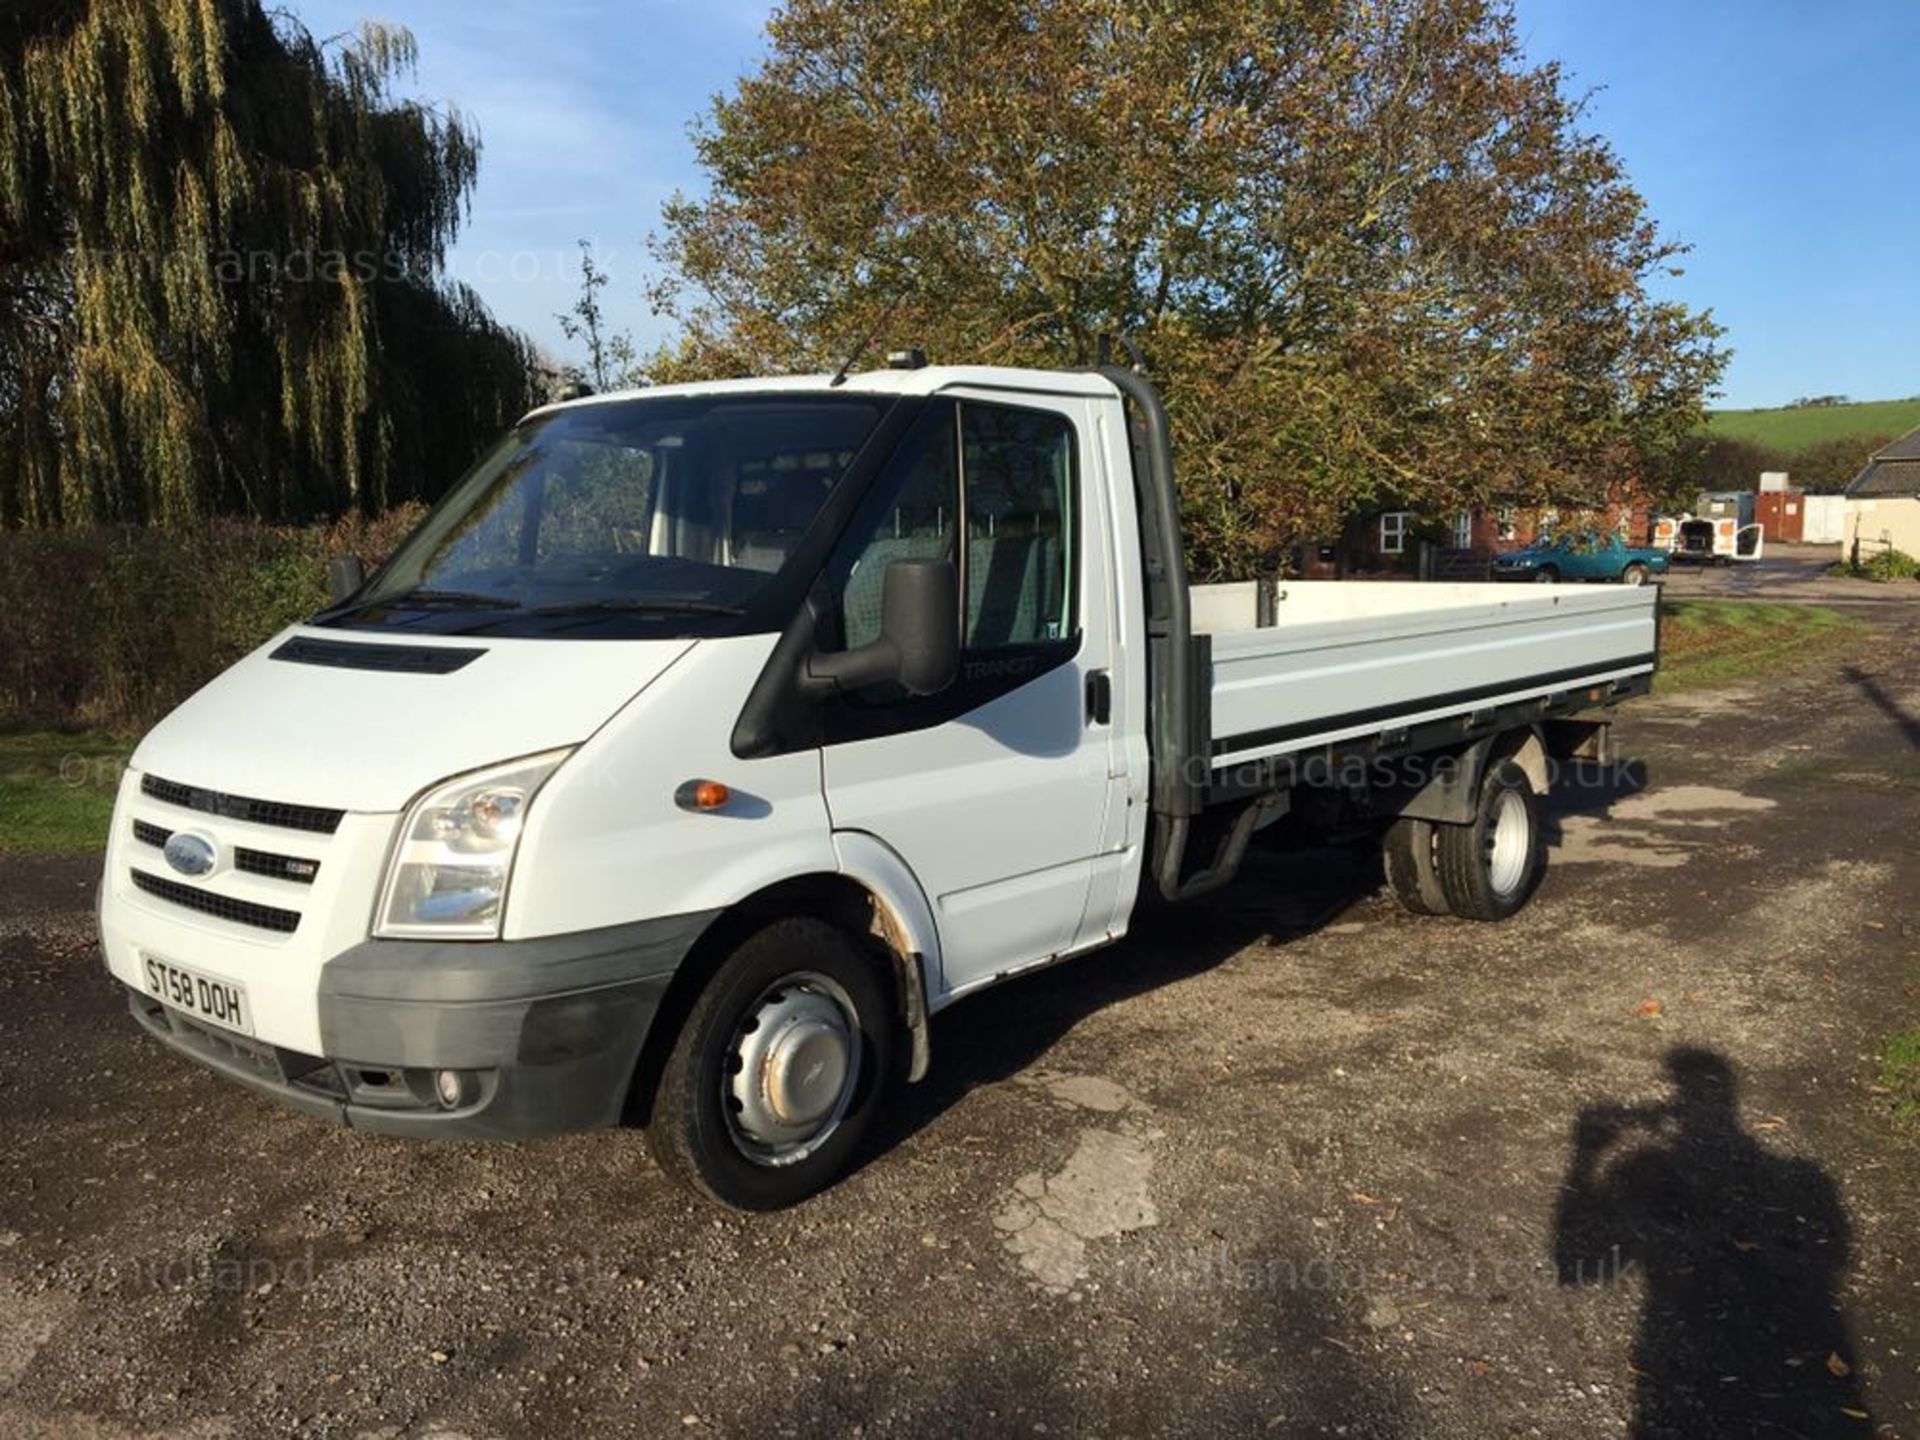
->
[804,558,959,698]
[327,554,366,604]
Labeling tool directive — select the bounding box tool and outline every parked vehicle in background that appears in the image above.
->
[97,361,1658,1210]
[1671,515,1765,565]
[1492,532,1671,585]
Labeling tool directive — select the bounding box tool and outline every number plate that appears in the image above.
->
[141,953,253,1036]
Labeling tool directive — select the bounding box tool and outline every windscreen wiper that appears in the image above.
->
[380,588,522,610]
[528,598,744,617]
[322,586,522,620]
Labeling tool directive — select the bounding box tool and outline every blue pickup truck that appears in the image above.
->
[1492,533,1670,585]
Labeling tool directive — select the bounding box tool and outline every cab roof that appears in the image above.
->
[522,364,1123,422]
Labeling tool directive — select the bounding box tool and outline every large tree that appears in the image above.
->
[0,0,537,527]
[651,0,1727,575]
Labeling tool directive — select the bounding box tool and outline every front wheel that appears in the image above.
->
[1533,566,1560,584]
[646,917,896,1209]
[1435,760,1546,921]
[1621,562,1649,586]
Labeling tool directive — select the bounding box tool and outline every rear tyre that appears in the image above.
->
[1435,760,1545,921]
[1533,566,1560,584]
[1383,815,1450,915]
[1621,562,1649,586]
[645,917,896,1210]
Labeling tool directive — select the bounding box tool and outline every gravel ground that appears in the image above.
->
[2,563,1914,1440]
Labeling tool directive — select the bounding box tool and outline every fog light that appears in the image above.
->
[434,1069,470,1109]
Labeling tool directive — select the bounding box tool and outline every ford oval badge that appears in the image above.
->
[162,832,218,878]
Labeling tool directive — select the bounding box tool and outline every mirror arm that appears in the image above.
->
[797,639,899,699]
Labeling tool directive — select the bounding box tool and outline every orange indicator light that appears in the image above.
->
[675,779,731,812]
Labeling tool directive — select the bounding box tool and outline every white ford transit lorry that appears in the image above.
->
[99,361,1656,1208]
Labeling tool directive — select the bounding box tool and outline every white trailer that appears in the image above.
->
[98,362,1656,1208]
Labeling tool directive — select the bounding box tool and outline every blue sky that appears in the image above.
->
[293,1,1919,409]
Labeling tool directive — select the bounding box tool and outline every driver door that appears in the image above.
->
[817,392,1119,999]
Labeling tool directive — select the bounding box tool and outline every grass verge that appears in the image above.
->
[1656,598,1868,692]
[1880,1025,1920,1126]
[0,730,135,855]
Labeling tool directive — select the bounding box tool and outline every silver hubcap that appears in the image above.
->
[725,972,861,1167]
[1487,789,1531,897]
[1624,567,1645,585]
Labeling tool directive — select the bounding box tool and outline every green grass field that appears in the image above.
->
[1705,397,1920,452]
[0,730,135,855]
[1656,598,1867,692]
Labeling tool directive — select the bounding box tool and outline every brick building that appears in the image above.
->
[1297,482,1658,579]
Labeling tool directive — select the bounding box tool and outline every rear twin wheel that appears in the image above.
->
[1384,759,1546,921]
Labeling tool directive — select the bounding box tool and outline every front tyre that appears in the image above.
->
[1621,562,1649,586]
[1533,565,1560,584]
[1436,760,1546,921]
[646,917,896,1210]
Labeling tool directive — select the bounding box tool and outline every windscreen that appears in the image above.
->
[329,394,887,636]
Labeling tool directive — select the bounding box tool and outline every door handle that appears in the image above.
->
[1086,669,1112,726]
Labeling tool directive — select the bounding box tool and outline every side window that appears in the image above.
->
[834,403,958,651]
[827,397,1077,661]
[960,403,1075,647]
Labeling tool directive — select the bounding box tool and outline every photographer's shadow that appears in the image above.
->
[1552,1048,1871,1437]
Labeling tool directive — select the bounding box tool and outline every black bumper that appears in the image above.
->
[126,910,717,1140]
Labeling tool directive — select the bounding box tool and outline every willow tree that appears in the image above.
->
[0,0,537,527]
[650,0,1726,575]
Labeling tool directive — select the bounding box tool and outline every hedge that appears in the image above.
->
[0,509,423,732]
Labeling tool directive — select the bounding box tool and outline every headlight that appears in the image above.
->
[375,749,573,939]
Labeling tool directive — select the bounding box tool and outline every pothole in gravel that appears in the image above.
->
[1556,785,1778,869]
[993,1073,1161,1295]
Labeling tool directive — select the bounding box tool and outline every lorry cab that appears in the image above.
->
[100,363,1657,1208]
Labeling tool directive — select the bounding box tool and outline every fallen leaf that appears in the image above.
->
[1729,1237,1759,1252]
[1636,997,1663,1017]
[1826,1352,1852,1378]
[1754,1115,1788,1132]
[1350,1191,1382,1206]
[1841,1407,1870,1420]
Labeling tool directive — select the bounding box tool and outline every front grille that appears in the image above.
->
[130,869,302,934]
[233,849,321,884]
[130,820,319,885]
[141,773,343,835]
